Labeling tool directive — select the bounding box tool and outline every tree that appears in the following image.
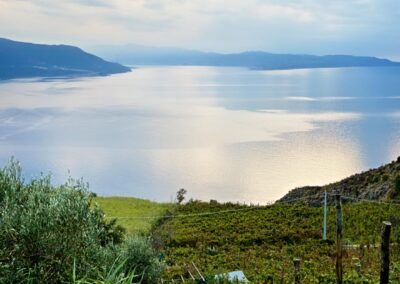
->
[176,188,187,204]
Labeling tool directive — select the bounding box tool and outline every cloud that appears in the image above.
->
[0,0,399,58]
[71,0,112,7]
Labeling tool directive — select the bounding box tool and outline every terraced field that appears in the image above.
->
[152,200,400,283]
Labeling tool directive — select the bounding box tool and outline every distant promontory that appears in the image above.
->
[95,44,400,70]
[0,38,130,80]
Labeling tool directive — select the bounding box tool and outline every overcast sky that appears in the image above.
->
[0,0,399,59]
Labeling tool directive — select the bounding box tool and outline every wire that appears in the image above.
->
[103,192,400,220]
[341,195,400,206]
[104,193,324,220]
[107,206,263,219]
[326,192,400,206]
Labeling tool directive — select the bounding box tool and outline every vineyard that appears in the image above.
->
[151,200,400,283]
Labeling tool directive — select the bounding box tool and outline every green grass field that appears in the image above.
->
[94,196,173,234]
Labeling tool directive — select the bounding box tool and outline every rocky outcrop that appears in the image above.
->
[278,156,400,205]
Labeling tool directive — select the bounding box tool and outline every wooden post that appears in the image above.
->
[188,270,195,280]
[335,194,343,284]
[192,261,205,282]
[294,258,301,284]
[380,221,392,284]
[323,191,327,240]
[184,263,195,280]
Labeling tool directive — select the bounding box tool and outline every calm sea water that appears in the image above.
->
[1,66,400,203]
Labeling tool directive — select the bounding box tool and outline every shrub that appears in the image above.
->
[372,174,380,183]
[395,175,400,194]
[121,236,164,284]
[0,159,150,283]
[72,257,138,284]
[382,174,389,182]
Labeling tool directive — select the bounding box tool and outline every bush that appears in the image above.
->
[73,256,138,284]
[395,175,400,194]
[0,159,162,283]
[121,236,164,284]
[382,174,389,182]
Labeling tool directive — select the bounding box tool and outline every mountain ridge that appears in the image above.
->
[0,38,131,80]
[92,44,400,70]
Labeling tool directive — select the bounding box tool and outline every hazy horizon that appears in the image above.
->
[1,0,399,60]
[1,37,398,63]
[88,43,400,60]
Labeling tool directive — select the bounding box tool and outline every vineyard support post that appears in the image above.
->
[323,191,327,240]
[380,221,392,284]
[294,258,301,284]
[192,261,205,282]
[335,194,343,284]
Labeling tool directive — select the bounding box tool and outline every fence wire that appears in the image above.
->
[104,192,400,220]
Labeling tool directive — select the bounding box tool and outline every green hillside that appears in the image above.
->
[93,158,400,282]
[94,196,172,234]
[151,200,400,283]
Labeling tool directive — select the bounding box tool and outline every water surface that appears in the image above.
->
[1,66,400,203]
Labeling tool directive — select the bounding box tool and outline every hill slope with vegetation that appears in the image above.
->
[3,155,400,283]
[0,38,130,80]
[151,200,400,283]
[279,156,400,205]
[148,157,400,282]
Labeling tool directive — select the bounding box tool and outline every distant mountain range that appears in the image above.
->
[93,44,400,70]
[1,38,399,80]
[0,38,130,80]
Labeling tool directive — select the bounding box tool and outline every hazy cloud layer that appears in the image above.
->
[0,0,399,58]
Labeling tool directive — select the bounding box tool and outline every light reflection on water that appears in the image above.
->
[0,66,400,203]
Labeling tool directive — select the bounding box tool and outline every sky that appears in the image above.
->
[0,0,399,59]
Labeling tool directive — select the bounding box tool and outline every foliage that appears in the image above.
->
[98,218,126,246]
[120,236,165,283]
[72,237,164,284]
[152,200,400,283]
[395,175,400,194]
[176,188,187,205]
[71,257,138,284]
[0,159,163,283]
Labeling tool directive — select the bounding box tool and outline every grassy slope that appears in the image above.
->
[152,201,400,283]
[94,196,172,234]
